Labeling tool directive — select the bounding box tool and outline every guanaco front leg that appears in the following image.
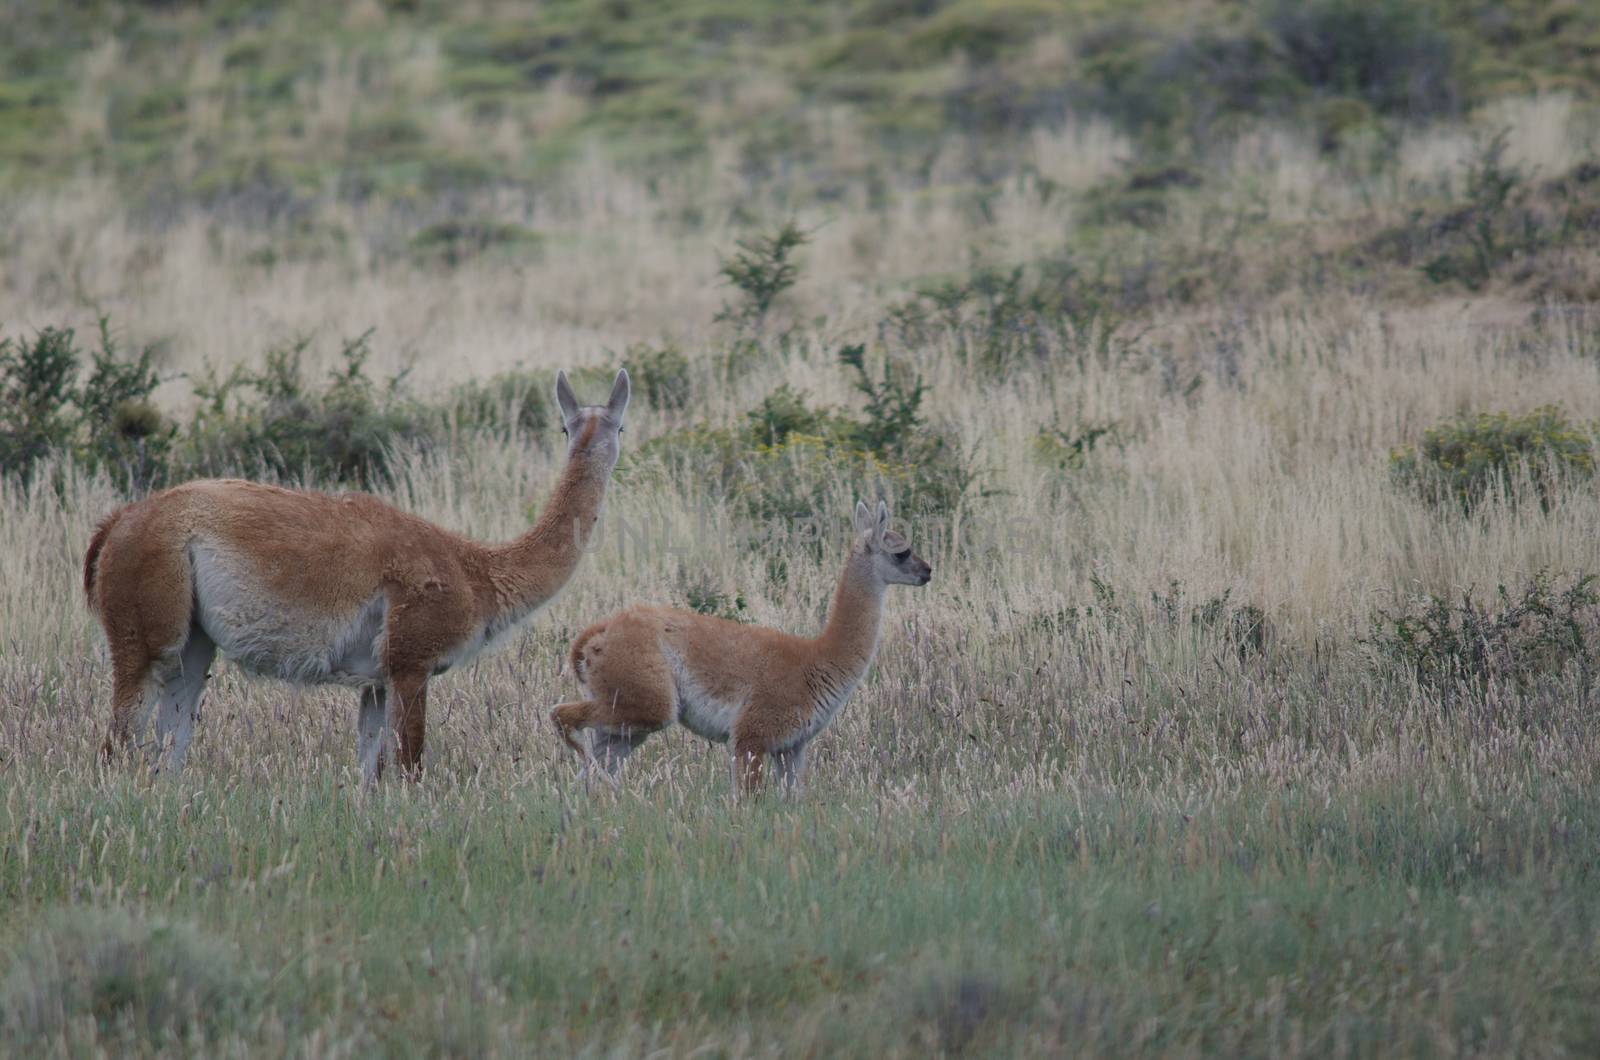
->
[733,737,767,797]
[388,672,429,780]
[773,743,808,794]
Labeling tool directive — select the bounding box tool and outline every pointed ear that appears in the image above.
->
[854,500,871,535]
[875,500,890,544]
[607,368,631,420]
[555,370,579,425]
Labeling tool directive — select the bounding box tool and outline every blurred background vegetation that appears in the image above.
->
[3,0,1596,206]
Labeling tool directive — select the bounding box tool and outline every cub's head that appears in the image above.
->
[854,499,932,587]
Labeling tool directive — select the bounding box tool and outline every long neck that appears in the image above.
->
[485,451,611,618]
[813,550,887,680]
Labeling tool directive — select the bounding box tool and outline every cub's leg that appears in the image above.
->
[550,624,674,774]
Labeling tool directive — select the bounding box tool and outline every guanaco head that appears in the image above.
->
[854,499,932,587]
[555,368,630,471]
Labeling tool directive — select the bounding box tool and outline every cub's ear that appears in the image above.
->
[875,500,890,545]
[607,368,631,420]
[854,500,871,535]
[555,370,580,425]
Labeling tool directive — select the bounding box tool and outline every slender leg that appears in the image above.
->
[586,729,648,778]
[388,673,429,780]
[104,662,153,762]
[550,692,670,772]
[149,629,215,775]
[94,515,193,767]
[733,738,766,797]
[550,701,597,756]
[773,743,808,795]
[357,685,389,787]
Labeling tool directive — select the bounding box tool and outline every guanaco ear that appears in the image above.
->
[854,500,871,536]
[875,500,890,545]
[607,368,631,420]
[555,370,580,426]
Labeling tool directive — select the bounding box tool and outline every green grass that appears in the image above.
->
[5,771,1599,1054]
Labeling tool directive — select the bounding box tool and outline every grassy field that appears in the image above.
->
[4,0,1600,1055]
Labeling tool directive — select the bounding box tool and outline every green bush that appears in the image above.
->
[678,569,750,622]
[0,316,655,493]
[714,221,808,331]
[1390,405,1595,512]
[1265,0,1458,118]
[746,382,850,446]
[1420,130,1530,289]
[1028,577,1270,659]
[1033,422,1117,471]
[186,330,431,488]
[0,318,170,489]
[888,259,1132,377]
[637,347,974,531]
[445,369,561,435]
[0,906,251,1048]
[624,341,692,411]
[1368,572,1598,698]
[441,365,616,437]
[408,219,543,267]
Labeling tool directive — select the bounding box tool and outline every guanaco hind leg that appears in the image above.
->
[357,685,389,786]
[149,630,215,773]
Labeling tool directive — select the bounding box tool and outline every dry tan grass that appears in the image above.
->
[3,95,1600,1054]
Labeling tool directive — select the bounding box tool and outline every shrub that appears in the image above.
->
[637,423,901,533]
[446,369,559,435]
[678,570,749,622]
[408,219,543,267]
[715,221,808,330]
[442,365,616,436]
[0,906,251,1048]
[1368,572,1599,697]
[1265,0,1458,118]
[1028,577,1270,658]
[636,349,974,537]
[1390,405,1594,512]
[0,326,77,479]
[1420,130,1530,289]
[1080,163,1201,228]
[746,382,850,446]
[837,344,976,517]
[624,341,692,411]
[0,318,170,489]
[888,258,1132,377]
[186,329,431,487]
[1033,422,1117,471]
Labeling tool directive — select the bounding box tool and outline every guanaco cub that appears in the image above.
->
[551,500,931,793]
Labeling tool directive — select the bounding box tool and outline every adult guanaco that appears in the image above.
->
[84,369,630,784]
[551,499,931,794]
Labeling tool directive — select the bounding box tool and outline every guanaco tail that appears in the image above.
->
[551,499,932,794]
[84,369,630,784]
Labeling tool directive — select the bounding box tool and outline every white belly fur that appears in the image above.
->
[191,543,390,687]
[663,644,743,744]
[190,543,530,687]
